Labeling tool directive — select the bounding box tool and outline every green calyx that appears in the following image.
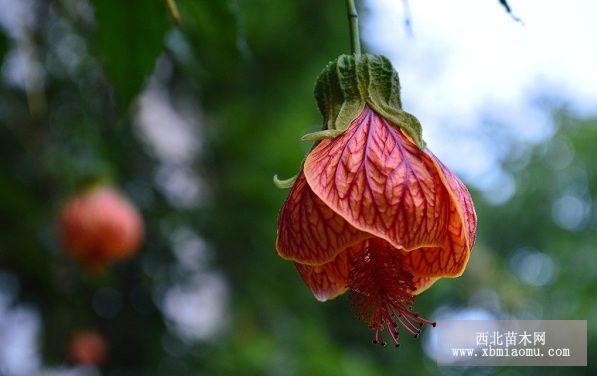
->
[312,53,426,149]
[273,54,426,189]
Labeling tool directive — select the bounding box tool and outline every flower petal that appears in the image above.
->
[295,243,364,302]
[411,276,440,295]
[276,172,369,264]
[304,106,451,252]
[400,199,470,278]
[427,151,477,248]
[400,152,478,281]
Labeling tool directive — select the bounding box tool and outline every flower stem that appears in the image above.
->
[346,0,362,55]
[166,0,181,25]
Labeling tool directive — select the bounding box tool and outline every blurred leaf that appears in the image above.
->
[90,0,169,109]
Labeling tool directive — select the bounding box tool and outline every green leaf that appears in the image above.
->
[90,0,169,110]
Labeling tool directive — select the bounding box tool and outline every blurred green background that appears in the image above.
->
[0,0,594,375]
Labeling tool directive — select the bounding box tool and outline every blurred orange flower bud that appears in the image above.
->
[68,330,108,366]
[60,185,143,268]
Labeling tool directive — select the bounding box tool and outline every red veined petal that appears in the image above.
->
[295,242,365,302]
[304,106,451,252]
[400,151,477,283]
[400,200,469,276]
[427,151,477,248]
[276,172,370,265]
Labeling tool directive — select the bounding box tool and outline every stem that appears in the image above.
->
[166,0,181,25]
[346,0,361,55]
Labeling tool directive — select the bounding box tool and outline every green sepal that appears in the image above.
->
[314,54,426,149]
[301,129,344,142]
[273,174,297,189]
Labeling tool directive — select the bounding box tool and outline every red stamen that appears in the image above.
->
[348,239,434,347]
[397,315,420,337]
[399,311,423,333]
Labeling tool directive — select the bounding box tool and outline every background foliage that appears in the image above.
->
[0,0,594,375]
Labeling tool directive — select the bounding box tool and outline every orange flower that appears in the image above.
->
[275,55,477,347]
